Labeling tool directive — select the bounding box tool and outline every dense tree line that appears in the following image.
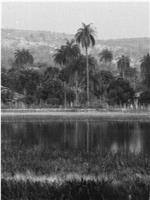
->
[1,23,150,108]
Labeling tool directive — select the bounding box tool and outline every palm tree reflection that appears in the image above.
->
[86,120,90,153]
[129,122,143,154]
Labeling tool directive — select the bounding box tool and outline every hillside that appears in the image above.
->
[1,28,150,70]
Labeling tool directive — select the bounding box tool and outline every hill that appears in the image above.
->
[1,28,150,70]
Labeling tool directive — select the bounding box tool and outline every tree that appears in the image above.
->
[14,49,34,67]
[75,23,96,106]
[42,79,64,105]
[107,78,134,106]
[140,53,150,89]
[99,49,113,63]
[43,66,60,81]
[7,68,40,98]
[5,68,24,93]
[1,86,14,104]
[53,39,80,66]
[63,39,81,63]
[68,54,97,105]
[139,91,150,106]
[53,46,66,66]
[123,67,137,89]
[1,68,9,87]
[93,70,114,99]
[117,55,130,78]
[53,39,80,106]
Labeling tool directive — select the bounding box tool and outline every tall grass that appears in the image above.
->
[2,145,150,199]
[2,145,150,180]
[2,140,150,199]
[2,177,150,200]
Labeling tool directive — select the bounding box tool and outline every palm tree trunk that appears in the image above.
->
[75,120,78,148]
[64,121,67,145]
[64,81,67,108]
[75,71,79,106]
[86,48,89,107]
[123,71,125,79]
[86,120,90,153]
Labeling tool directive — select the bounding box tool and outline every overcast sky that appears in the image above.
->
[2,1,150,39]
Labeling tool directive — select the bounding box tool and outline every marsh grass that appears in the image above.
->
[2,139,150,199]
[2,148,150,199]
[2,177,150,200]
[2,144,150,179]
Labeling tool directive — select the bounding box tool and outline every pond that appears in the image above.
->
[2,118,150,155]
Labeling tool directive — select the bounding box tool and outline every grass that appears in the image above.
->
[2,124,150,199]
[2,145,150,199]
[2,177,150,200]
[2,143,150,179]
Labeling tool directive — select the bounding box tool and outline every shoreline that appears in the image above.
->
[1,109,150,120]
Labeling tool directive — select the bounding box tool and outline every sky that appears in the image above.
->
[2,1,150,39]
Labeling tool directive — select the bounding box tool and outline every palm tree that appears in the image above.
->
[14,49,34,67]
[140,53,150,88]
[64,39,81,63]
[53,39,80,107]
[69,54,96,106]
[117,55,130,79]
[93,70,114,100]
[75,23,96,106]
[53,39,80,67]
[53,46,67,66]
[99,49,113,63]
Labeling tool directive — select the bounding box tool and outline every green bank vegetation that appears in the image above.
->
[2,140,150,178]
[2,132,150,199]
[2,143,150,199]
[1,23,150,109]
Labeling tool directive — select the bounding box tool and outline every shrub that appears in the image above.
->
[107,78,134,106]
[139,91,150,106]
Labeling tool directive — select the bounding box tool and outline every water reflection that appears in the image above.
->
[129,123,143,154]
[1,120,150,155]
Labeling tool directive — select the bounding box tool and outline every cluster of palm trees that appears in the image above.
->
[53,23,150,107]
[54,23,96,106]
[4,23,150,107]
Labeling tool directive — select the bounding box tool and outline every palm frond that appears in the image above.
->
[75,23,96,49]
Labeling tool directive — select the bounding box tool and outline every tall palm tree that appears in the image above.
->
[75,23,96,106]
[69,54,96,106]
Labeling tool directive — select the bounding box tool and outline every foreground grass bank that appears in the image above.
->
[2,145,150,180]
[2,177,150,200]
[2,145,150,199]
[2,144,150,198]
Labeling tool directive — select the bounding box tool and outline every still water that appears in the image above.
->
[1,118,150,155]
